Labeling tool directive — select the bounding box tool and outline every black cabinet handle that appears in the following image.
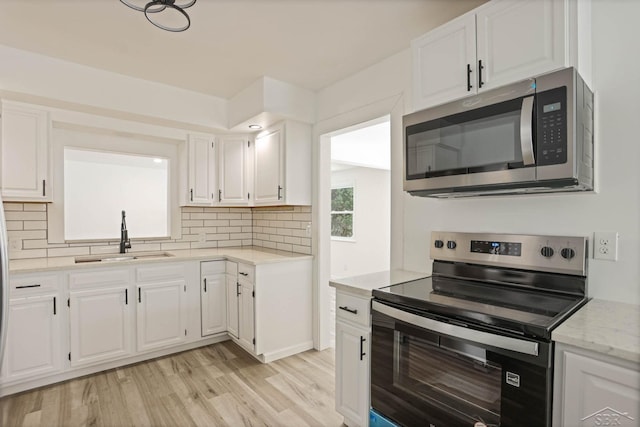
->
[478,59,484,88]
[239,272,248,276]
[43,180,46,197]
[237,282,241,296]
[190,188,193,201]
[16,284,41,289]
[204,278,207,292]
[338,305,358,315]
[360,336,366,361]
[138,288,141,303]
[218,189,222,202]
[53,297,57,315]
[277,185,283,200]
[467,63,473,91]
[125,289,128,305]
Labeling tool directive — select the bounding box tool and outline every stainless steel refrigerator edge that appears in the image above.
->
[0,194,9,367]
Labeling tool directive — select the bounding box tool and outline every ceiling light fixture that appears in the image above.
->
[248,124,262,130]
[120,0,196,32]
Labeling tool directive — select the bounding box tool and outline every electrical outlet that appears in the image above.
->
[305,222,311,237]
[198,232,206,243]
[9,239,21,250]
[594,232,618,261]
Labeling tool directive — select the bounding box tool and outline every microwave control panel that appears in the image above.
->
[536,86,567,166]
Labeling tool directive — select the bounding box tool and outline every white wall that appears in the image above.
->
[317,1,640,305]
[0,44,227,130]
[330,167,390,279]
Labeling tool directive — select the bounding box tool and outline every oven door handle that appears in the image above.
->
[372,301,539,356]
[520,95,536,166]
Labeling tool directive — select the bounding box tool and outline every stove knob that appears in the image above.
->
[447,240,457,250]
[540,246,554,258]
[434,240,444,249]
[561,248,576,260]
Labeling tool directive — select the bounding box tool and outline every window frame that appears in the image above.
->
[330,184,355,242]
[48,124,182,244]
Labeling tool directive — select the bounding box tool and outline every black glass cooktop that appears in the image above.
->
[373,275,587,340]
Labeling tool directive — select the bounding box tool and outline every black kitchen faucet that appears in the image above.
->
[120,210,131,253]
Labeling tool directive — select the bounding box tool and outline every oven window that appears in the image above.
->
[394,330,502,426]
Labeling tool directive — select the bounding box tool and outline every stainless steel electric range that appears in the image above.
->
[370,232,589,427]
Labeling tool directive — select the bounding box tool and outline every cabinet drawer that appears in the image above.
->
[201,260,225,276]
[69,268,129,290]
[336,292,371,327]
[225,261,238,276]
[237,263,254,283]
[10,273,60,296]
[136,263,185,282]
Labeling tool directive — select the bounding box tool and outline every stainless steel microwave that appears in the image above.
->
[403,67,594,197]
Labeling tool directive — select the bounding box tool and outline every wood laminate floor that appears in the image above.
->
[0,341,345,427]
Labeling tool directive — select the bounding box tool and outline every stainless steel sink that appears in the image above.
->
[75,251,175,263]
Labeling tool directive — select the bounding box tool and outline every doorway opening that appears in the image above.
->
[327,115,391,346]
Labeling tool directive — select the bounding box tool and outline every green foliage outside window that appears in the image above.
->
[331,187,354,238]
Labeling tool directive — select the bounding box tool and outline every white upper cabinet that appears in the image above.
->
[0,101,51,201]
[254,120,311,206]
[476,0,565,91]
[412,13,477,110]
[218,135,251,206]
[186,133,216,205]
[412,0,578,111]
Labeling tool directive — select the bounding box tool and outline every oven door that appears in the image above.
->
[371,301,552,427]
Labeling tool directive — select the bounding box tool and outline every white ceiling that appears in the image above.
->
[331,118,390,171]
[0,0,486,100]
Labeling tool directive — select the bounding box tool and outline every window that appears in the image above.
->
[331,186,354,239]
[63,148,169,240]
[48,125,181,243]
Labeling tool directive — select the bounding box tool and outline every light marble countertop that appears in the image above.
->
[329,269,430,297]
[10,246,312,274]
[552,299,640,364]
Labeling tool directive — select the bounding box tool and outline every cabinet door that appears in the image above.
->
[226,274,239,339]
[237,280,254,351]
[201,272,227,336]
[335,321,370,427]
[137,280,187,352]
[218,136,250,205]
[70,286,132,367]
[187,134,215,205]
[476,0,565,91]
[412,13,477,111]
[0,295,61,383]
[560,351,640,426]
[254,128,283,204]
[0,102,50,201]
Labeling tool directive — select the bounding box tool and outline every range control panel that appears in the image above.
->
[431,232,587,276]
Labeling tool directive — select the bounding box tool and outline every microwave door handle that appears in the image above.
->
[520,95,536,165]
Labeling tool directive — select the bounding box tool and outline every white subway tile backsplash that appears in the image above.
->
[5,211,46,221]
[8,230,47,240]
[3,203,312,259]
[23,221,47,230]
[6,221,23,231]
[47,247,91,257]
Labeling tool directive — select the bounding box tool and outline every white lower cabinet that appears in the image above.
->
[1,256,313,397]
[553,343,640,427]
[226,261,239,339]
[68,269,133,368]
[238,278,255,351]
[69,284,132,368]
[335,290,371,427]
[136,281,187,352]
[200,261,227,336]
[336,321,370,427]
[0,294,62,383]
